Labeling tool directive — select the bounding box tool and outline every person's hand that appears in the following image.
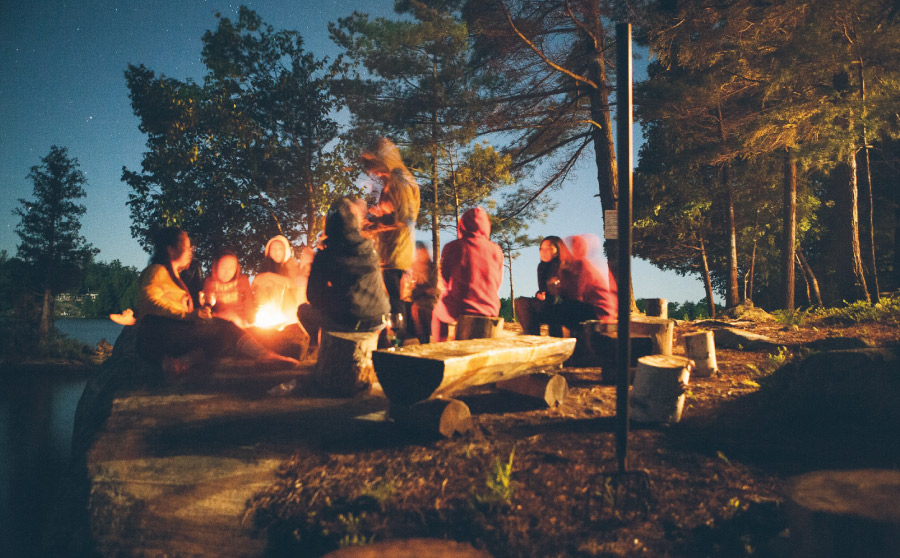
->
[546,277,561,297]
[197,306,213,320]
[536,291,546,301]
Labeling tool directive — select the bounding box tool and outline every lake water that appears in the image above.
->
[0,319,122,557]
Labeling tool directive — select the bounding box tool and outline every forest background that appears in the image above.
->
[2,0,898,352]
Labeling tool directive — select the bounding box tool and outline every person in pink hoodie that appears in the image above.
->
[431,207,504,342]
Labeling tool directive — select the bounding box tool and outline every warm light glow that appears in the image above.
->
[253,302,294,331]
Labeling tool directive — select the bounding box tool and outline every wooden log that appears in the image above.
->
[372,335,576,406]
[495,373,569,407]
[644,298,668,319]
[248,322,310,360]
[322,537,493,558]
[455,315,504,340]
[630,315,675,356]
[313,330,381,397]
[683,331,718,377]
[787,469,900,558]
[390,398,474,438]
[630,355,692,423]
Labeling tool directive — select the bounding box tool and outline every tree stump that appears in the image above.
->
[630,315,675,356]
[630,355,692,423]
[644,298,668,319]
[313,330,381,397]
[495,373,569,407]
[787,469,900,558]
[455,315,504,340]
[390,397,474,438]
[683,331,718,377]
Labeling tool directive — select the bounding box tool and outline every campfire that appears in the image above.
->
[253,302,297,331]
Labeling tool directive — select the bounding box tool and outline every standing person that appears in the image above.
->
[301,197,390,334]
[514,235,564,336]
[135,227,298,379]
[360,137,420,336]
[431,207,504,342]
[203,250,255,328]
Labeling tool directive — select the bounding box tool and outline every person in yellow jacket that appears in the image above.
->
[135,227,298,379]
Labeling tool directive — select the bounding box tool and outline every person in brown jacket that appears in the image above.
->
[360,138,420,335]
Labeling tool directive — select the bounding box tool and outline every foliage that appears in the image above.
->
[472,446,515,509]
[79,260,141,318]
[124,7,358,270]
[816,295,900,325]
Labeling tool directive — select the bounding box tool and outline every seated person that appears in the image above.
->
[203,250,255,328]
[431,207,504,342]
[299,197,390,337]
[540,234,617,336]
[514,235,564,336]
[407,241,440,343]
[254,235,303,319]
[135,227,298,378]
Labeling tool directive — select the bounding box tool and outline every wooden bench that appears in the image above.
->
[372,335,576,407]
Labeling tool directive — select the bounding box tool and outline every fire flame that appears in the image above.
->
[253,303,295,331]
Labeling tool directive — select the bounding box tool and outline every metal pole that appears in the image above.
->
[615,22,633,474]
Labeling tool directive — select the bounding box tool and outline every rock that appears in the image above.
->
[801,336,875,352]
[712,327,782,351]
[723,301,775,322]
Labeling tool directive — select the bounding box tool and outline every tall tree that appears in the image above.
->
[14,146,98,345]
[331,0,493,268]
[124,7,357,269]
[465,0,624,273]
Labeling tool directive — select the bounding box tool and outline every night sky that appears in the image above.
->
[0,0,711,304]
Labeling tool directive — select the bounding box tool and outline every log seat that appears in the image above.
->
[372,335,576,406]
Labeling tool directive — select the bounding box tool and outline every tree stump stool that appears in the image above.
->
[313,330,381,397]
[644,298,668,319]
[389,397,474,438]
[495,373,569,407]
[455,315,504,340]
[787,469,900,558]
[630,314,675,356]
[630,355,692,423]
[683,331,718,377]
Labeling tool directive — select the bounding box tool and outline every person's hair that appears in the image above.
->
[541,236,564,260]
[415,240,428,251]
[213,249,239,264]
[149,227,187,266]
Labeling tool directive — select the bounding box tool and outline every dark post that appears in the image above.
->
[615,22,633,474]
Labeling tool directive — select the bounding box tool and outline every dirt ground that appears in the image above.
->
[248,316,900,558]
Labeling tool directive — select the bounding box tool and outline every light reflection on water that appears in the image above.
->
[0,319,121,557]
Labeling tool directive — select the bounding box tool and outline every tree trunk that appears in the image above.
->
[783,149,797,311]
[507,252,516,322]
[431,109,441,281]
[846,150,870,303]
[699,237,716,318]
[722,164,740,308]
[857,57,879,302]
[796,245,822,307]
[745,207,759,303]
[40,285,53,347]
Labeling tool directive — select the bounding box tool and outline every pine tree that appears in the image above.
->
[14,146,98,345]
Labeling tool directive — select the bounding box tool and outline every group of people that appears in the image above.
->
[514,234,617,337]
[123,136,616,380]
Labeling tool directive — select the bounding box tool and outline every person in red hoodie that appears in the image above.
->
[431,207,504,342]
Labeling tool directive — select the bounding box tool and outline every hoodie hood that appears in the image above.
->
[264,235,292,264]
[459,207,491,239]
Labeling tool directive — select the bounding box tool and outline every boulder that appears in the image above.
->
[712,327,781,351]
